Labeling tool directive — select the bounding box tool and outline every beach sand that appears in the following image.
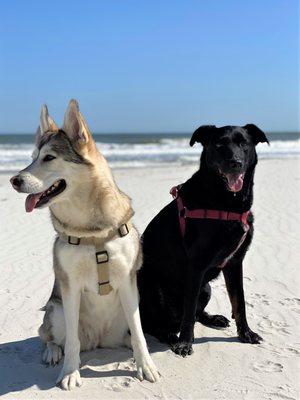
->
[0,159,299,399]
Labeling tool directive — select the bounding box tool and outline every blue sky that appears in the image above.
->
[0,0,298,133]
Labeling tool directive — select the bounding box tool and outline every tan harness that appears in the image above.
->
[57,222,131,295]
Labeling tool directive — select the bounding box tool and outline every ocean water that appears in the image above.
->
[0,132,299,172]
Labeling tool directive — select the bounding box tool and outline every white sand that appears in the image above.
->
[0,159,299,400]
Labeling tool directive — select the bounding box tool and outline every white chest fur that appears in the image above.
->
[53,229,140,348]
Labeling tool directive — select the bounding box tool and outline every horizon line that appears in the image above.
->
[0,130,299,136]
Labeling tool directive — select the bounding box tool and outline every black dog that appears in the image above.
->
[138,124,268,356]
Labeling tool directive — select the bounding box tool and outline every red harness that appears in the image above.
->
[170,185,251,268]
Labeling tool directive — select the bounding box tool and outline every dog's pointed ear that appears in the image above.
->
[62,99,89,145]
[35,125,42,145]
[39,104,58,134]
[243,124,269,145]
[190,125,216,147]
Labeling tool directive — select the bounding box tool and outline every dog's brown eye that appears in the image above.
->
[43,155,56,162]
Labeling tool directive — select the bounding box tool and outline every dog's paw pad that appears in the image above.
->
[239,329,262,344]
[42,342,63,365]
[57,369,82,390]
[211,315,230,327]
[171,341,193,357]
[136,358,160,382]
[200,314,230,328]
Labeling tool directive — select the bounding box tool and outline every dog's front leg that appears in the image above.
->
[172,264,204,357]
[56,282,82,390]
[119,275,159,382]
[223,260,262,344]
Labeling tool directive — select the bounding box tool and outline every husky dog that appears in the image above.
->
[10,100,159,390]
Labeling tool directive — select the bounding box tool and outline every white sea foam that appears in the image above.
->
[0,138,299,171]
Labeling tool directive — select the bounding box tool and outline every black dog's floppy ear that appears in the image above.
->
[190,125,216,147]
[244,124,269,145]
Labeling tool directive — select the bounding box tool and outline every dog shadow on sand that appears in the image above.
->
[0,333,238,395]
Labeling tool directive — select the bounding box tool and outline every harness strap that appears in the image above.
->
[95,249,111,295]
[170,185,251,269]
[218,230,248,268]
[58,223,130,295]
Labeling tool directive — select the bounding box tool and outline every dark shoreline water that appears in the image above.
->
[0,131,299,145]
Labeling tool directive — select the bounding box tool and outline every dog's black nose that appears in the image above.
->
[230,159,243,169]
[10,175,23,190]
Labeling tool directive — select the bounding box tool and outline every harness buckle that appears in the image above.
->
[118,223,129,237]
[170,184,183,199]
[68,236,81,245]
[241,211,250,226]
[98,281,110,286]
[170,186,178,199]
[95,250,109,264]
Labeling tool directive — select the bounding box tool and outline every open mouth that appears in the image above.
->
[25,179,66,212]
[219,171,245,193]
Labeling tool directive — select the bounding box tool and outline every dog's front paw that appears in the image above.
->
[136,357,160,383]
[56,369,82,390]
[171,341,193,357]
[238,328,262,344]
[42,342,63,365]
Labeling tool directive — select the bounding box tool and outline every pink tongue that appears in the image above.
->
[226,174,244,192]
[25,193,42,213]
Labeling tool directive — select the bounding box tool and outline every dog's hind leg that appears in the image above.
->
[196,283,230,328]
[138,281,179,346]
[39,299,65,366]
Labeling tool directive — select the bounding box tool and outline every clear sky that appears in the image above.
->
[0,0,298,133]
